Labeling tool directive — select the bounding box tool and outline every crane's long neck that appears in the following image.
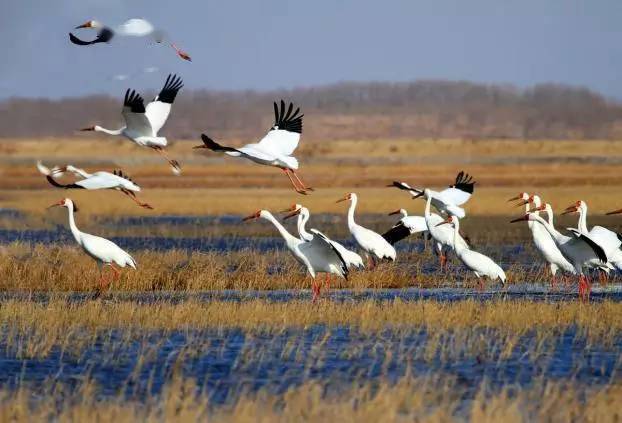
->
[297,209,313,242]
[577,207,588,233]
[347,196,358,232]
[531,214,565,244]
[425,195,432,218]
[66,206,82,244]
[262,212,298,245]
[95,125,124,136]
[452,219,466,255]
[545,208,554,226]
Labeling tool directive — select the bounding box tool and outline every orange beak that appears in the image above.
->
[283,209,301,220]
[561,205,578,215]
[279,204,298,213]
[242,211,261,222]
[47,199,64,209]
[508,195,523,202]
[75,21,92,29]
[510,215,529,223]
[435,217,452,227]
[336,195,350,203]
[388,209,402,216]
[606,208,622,216]
[79,126,95,131]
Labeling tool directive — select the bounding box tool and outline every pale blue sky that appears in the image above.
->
[1,0,621,99]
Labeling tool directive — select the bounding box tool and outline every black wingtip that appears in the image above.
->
[272,99,303,134]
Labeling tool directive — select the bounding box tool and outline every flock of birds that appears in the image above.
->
[34,18,622,300]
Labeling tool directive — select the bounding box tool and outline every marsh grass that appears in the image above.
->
[0,372,621,422]
[1,240,620,292]
[2,299,621,342]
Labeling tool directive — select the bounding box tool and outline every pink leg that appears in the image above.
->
[282,168,307,194]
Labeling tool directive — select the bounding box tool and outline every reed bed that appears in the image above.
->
[0,373,620,422]
[2,298,621,338]
[0,241,592,292]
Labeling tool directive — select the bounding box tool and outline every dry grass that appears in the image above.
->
[3,137,622,216]
[0,372,620,422]
[2,298,621,339]
[0,241,589,292]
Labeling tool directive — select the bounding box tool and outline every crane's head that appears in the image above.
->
[562,200,583,215]
[508,192,529,205]
[532,203,553,214]
[336,193,356,203]
[75,20,101,29]
[47,198,79,212]
[242,210,262,222]
[388,209,407,217]
[280,204,302,213]
[435,215,458,227]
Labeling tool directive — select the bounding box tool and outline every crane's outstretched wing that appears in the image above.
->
[45,176,85,190]
[198,134,242,156]
[256,100,303,156]
[437,171,476,206]
[389,181,423,198]
[568,228,608,263]
[300,229,348,279]
[382,216,427,245]
[69,28,114,45]
[121,89,153,137]
[145,74,183,135]
[382,222,412,245]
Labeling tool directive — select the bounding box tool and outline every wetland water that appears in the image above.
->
[2,325,621,406]
[2,211,622,410]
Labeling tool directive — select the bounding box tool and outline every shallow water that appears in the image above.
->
[0,326,620,406]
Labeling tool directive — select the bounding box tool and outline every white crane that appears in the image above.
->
[48,198,136,292]
[336,193,396,268]
[243,209,347,302]
[282,204,364,270]
[80,74,183,174]
[37,161,152,209]
[194,100,313,194]
[389,171,475,218]
[509,192,575,285]
[423,189,469,270]
[381,208,429,246]
[437,215,505,288]
[69,18,192,61]
[511,206,608,300]
[563,200,622,272]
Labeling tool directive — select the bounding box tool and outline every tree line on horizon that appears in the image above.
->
[1,80,621,141]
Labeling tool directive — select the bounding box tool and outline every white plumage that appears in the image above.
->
[283,204,364,269]
[423,189,469,269]
[69,19,192,61]
[565,200,622,271]
[337,193,396,267]
[512,193,575,280]
[195,100,313,194]
[390,171,475,218]
[80,74,183,174]
[243,210,347,301]
[438,216,505,285]
[49,198,136,291]
[512,207,609,299]
[37,161,152,209]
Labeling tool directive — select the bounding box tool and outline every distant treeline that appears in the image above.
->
[2,80,622,140]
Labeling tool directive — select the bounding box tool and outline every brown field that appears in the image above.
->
[2,137,622,216]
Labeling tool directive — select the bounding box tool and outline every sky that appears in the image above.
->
[1,0,622,100]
